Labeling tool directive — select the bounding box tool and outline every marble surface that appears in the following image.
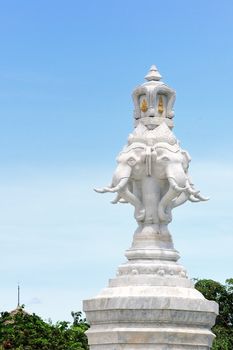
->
[83,66,218,349]
[83,223,218,349]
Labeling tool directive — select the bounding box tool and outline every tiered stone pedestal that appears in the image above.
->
[83,225,218,349]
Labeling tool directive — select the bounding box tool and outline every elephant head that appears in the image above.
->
[95,140,208,226]
[152,143,208,223]
[94,143,148,221]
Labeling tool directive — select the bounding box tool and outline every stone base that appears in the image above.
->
[83,225,218,349]
[88,344,213,350]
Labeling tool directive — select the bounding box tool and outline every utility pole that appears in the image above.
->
[17,283,20,308]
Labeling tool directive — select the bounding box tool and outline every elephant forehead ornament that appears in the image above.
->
[95,66,208,234]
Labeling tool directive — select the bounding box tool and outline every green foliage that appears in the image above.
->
[0,308,89,350]
[195,278,233,350]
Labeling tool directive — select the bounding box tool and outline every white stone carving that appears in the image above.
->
[95,120,208,234]
[83,66,218,350]
[133,65,176,129]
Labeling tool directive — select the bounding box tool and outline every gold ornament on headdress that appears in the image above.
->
[158,95,164,114]
[140,98,148,112]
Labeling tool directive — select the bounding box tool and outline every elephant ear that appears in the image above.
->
[181,150,191,171]
[127,157,137,166]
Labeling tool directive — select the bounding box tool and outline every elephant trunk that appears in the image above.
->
[158,185,180,223]
[189,192,209,202]
[159,175,191,222]
[172,192,189,208]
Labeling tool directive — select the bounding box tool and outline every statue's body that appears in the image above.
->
[95,66,207,234]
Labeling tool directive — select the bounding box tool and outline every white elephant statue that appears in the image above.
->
[95,140,208,232]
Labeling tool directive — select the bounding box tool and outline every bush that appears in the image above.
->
[195,278,233,349]
[0,308,89,350]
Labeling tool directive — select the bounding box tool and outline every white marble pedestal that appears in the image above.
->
[83,225,218,349]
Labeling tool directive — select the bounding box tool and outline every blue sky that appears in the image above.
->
[0,0,233,322]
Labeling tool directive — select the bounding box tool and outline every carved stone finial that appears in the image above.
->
[144,64,162,81]
[133,65,175,129]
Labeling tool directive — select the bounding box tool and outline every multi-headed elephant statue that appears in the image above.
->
[95,141,207,231]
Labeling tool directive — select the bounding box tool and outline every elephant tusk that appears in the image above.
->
[111,193,121,204]
[185,180,200,196]
[119,198,128,203]
[187,187,200,196]
[168,177,188,193]
[189,195,201,202]
[185,180,209,201]
[94,187,115,193]
[195,193,209,201]
[94,187,106,193]
[111,194,129,204]
[94,177,130,194]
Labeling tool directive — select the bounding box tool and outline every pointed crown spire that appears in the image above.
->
[145,65,162,81]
